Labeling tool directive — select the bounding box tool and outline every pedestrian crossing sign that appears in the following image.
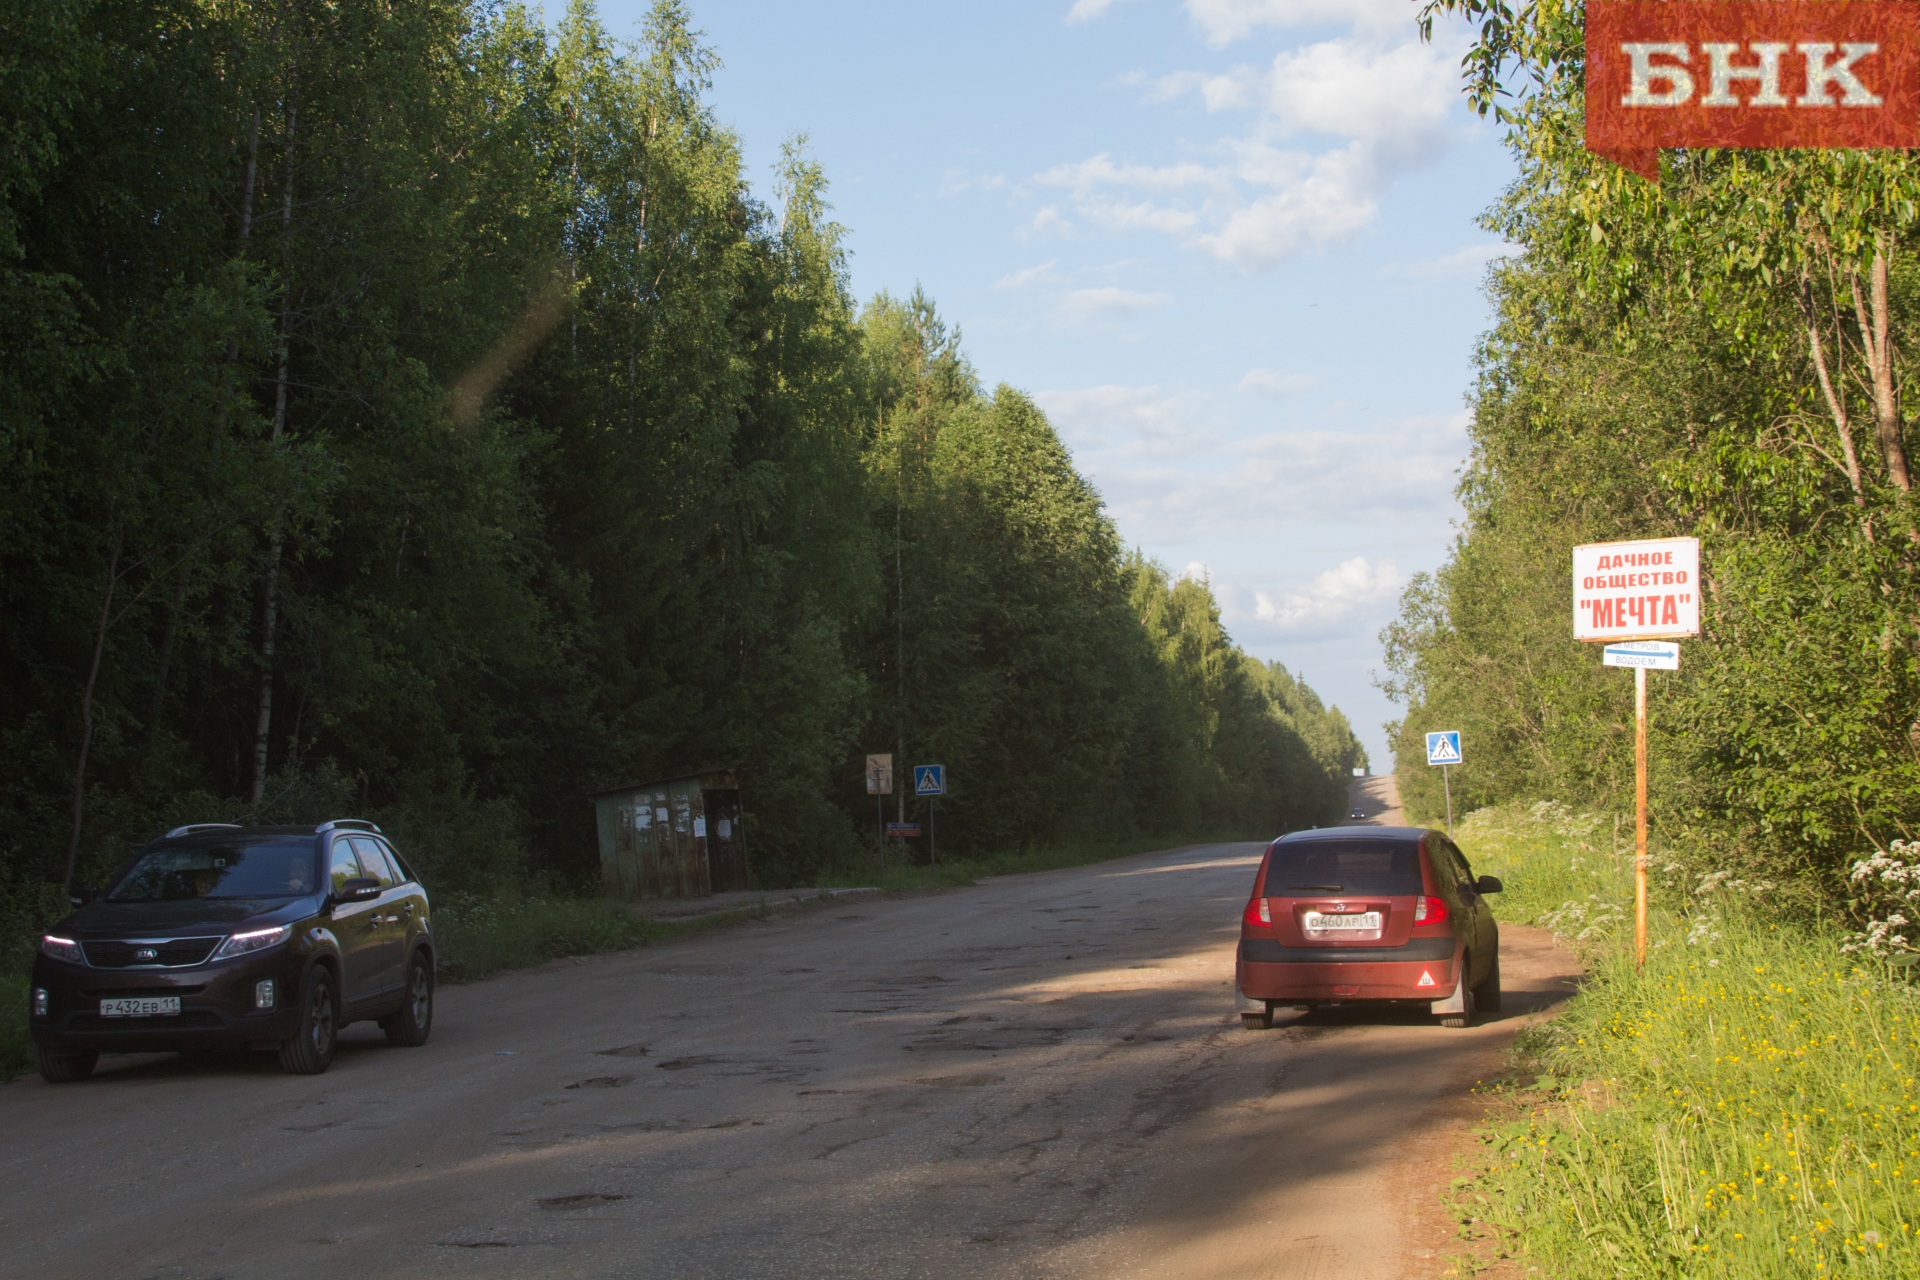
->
[1425,731,1462,767]
[913,764,946,796]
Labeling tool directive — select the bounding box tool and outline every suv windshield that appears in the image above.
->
[1268,840,1423,895]
[107,836,319,902]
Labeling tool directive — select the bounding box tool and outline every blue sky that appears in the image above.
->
[588,0,1518,768]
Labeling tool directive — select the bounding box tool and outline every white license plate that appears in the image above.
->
[100,996,180,1018]
[1304,912,1383,932]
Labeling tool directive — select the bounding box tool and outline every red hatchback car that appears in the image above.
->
[1236,827,1502,1029]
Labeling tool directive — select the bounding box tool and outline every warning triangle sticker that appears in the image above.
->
[1417,970,1436,988]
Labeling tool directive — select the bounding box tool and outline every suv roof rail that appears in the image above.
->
[164,822,243,839]
[316,818,383,835]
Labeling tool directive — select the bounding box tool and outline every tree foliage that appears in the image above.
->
[0,0,1362,909]
[1387,0,1920,892]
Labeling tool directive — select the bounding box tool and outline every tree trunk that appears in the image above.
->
[250,103,297,805]
[65,527,123,895]
[1852,239,1912,492]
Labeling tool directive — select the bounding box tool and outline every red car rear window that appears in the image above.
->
[1266,841,1422,895]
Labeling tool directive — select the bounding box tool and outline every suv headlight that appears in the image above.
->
[39,935,83,964]
[213,924,293,959]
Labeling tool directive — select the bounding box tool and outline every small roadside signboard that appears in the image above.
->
[865,754,893,795]
[1572,536,1701,642]
[1425,731,1462,767]
[913,764,946,796]
[1575,539,1699,969]
[1603,641,1680,671]
[886,822,921,838]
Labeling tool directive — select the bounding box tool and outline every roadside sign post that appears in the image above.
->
[1575,537,1699,966]
[913,765,946,865]
[866,754,893,876]
[1424,731,1462,835]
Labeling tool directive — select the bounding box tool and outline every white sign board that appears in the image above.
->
[1426,731,1462,766]
[865,753,893,795]
[1572,536,1701,642]
[1603,641,1680,671]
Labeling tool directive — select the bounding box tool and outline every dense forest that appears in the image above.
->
[1386,0,1920,897]
[0,0,1364,914]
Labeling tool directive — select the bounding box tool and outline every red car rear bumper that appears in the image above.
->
[1236,937,1462,1001]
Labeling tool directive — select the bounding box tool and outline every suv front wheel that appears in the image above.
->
[36,1046,98,1084]
[279,965,337,1075]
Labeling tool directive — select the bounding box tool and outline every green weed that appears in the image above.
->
[1455,804,1920,1277]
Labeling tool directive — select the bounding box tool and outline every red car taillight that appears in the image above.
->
[1413,894,1449,925]
[1242,897,1271,929]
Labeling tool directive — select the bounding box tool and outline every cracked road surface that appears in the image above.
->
[0,831,1577,1279]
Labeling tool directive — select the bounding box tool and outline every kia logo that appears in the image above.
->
[134,947,158,961]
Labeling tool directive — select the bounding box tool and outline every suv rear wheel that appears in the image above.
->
[279,965,337,1075]
[36,1046,98,1084]
[381,951,433,1047]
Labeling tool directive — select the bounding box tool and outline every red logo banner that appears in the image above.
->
[1586,1,1920,179]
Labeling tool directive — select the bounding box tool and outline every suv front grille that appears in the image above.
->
[82,937,223,969]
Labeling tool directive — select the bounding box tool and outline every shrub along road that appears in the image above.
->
[0,818,1577,1278]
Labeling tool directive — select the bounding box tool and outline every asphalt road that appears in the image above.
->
[1,786,1576,1280]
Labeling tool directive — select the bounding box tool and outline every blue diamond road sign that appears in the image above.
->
[1425,731,1462,767]
[913,764,946,796]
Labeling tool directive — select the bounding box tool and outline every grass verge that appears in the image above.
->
[1449,803,1920,1277]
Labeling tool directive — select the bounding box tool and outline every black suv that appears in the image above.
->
[29,819,434,1082]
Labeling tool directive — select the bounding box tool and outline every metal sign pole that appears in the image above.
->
[1442,765,1453,837]
[1635,664,1648,967]
[929,798,936,867]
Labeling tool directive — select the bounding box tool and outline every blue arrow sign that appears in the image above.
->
[913,764,946,796]
[1425,731,1462,767]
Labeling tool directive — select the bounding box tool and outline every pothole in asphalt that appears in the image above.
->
[596,1043,649,1057]
[912,1073,1004,1088]
[567,1075,634,1089]
[537,1193,627,1210]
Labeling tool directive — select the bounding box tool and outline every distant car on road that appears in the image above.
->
[29,820,434,1082]
[1236,826,1500,1029]
[1349,809,1366,819]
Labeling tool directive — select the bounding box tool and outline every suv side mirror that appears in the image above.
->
[1475,874,1504,895]
[69,887,99,907]
[334,877,382,905]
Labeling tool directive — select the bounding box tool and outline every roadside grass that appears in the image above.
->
[2,830,1223,1081]
[1449,803,1920,1277]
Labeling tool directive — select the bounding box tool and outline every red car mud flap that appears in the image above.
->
[1429,969,1469,1016]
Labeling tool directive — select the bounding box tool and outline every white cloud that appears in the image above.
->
[1068,0,1118,23]
[1181,560,1213,583]
[1034,35,1466,272]
[994,259,1060,290]
[1185,0,1418,46]
[1264,38,1457,141]
[1089,411,1469,540]
[1025,204,1072,239]
[1252,556,1405,631]
[1135,67,1260,111]
[1237,368,1318,397]
[1055,286,1173,327]
[1035,384,1221,457]
[938,169,1008,198]
[1386,241,1519,281]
